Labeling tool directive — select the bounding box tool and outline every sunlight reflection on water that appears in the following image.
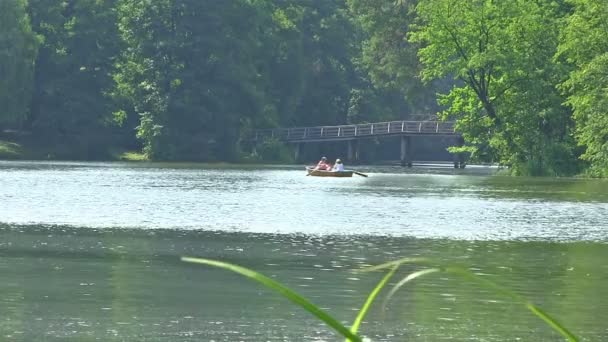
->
[1,161,607,241]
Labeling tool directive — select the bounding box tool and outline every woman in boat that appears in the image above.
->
[314,156,331,170]
[332,158,345,172]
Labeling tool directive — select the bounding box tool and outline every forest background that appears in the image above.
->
[1,0,607,177]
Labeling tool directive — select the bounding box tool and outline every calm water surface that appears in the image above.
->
[1,161,607,341]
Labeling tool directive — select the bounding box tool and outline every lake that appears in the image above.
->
[1,161,607,341]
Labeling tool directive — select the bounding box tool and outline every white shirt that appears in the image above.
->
[333,163,345,171]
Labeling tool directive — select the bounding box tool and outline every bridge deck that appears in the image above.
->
[253,120,457,142]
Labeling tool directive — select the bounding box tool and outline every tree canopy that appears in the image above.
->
[0,0,607,176]
[409,0,577,175]
[0,0,39,125]
[557,0,608,176]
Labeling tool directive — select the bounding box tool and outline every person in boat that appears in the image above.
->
[314,156,331,171]
[332,158,345,172]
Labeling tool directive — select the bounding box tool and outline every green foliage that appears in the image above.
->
[347,0,441,115]
[410,0,578,176]
[0,0,39,125]
[0,140,24,159]
[114,150,147,162]
[183,256,578,342]
[557,0,608,176]
[1,0,607,171]
[263,0,361,127]
[114,0,275,161]
[367,257,579,341]
[348,264,397,339]
[26,0,122,158]
[181,257,363,342]
[112,0,391,161]
[256,137,294,163]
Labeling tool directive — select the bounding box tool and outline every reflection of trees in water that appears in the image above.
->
[107,231,153,341]
[557,243,608,336]
[1,227,608,340]
[480,176,608,202]
[0,257,25,340]
[387,240,586,340]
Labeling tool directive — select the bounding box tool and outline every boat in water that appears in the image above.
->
[306,167,354,177]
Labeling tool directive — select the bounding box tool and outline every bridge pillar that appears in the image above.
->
[400,136,412,167]
[294,143,301,162]
[453,136,466,168]
[347,139,359,163]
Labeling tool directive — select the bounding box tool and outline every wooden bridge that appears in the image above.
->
[251,120,464,167]
[253,120,457,142]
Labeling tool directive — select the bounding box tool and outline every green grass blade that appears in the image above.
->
[359,257,432,272]
[445,266,523,302]
[181,257,362,342]
[348,265,398,341]
[445,267,577,341]
[526,303,578,342]
[371,259,578,342]
[382,268,441,311]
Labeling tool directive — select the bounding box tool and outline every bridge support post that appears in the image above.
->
[453,136,466,169]
[347,139,359,163]
[294,143,301,162]
[400,136,412,167]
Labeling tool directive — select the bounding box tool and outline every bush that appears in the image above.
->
[256,137,294,163]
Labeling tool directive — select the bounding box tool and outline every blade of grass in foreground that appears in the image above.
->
[447,266,578,342]
[365,259,578,342]
[347,265,398,342]
[382,268,441,310]
[181,257,362,342]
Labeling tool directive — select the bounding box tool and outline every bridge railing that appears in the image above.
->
[253,120,456,142]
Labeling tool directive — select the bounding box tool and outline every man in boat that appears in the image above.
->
[332,158,345,172]
[314,156,331,170]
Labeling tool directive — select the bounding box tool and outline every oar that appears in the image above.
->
[353,171,368,177]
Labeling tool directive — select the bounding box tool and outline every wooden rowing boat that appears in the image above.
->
[306,167,354,177]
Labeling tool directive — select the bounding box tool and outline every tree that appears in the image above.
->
[558,0,608,176]
[27,0,121,157]
[114,0,377,161]
[347,0,442,116]
[0,0,39,126]
[410,0,578,175]
[114,0,271,161]
[263,0,362,127]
